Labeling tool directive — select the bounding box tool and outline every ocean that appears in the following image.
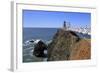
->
[23,28,57,62]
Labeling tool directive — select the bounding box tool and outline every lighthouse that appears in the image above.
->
[63,21,67,30]
[63,21,70,31]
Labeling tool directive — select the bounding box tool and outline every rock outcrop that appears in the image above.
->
[47,29,91,61]
[33,40,47,57]
[69,39,91,60]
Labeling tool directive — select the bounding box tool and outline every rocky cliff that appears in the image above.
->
[47,29,91,61]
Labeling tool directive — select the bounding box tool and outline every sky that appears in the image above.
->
[23,10,91,28]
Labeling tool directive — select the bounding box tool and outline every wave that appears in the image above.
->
[23,39,52,47]
[23,39,49,62]
[75,32,91,39]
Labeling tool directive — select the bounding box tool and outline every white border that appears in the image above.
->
[11,2,97,72]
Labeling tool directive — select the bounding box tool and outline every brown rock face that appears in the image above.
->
[47,29,91,61]
[70,39,91,60]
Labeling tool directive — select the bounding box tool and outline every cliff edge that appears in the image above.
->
[47,29,91,61]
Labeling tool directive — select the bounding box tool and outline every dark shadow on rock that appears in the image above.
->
[33,40,47,58]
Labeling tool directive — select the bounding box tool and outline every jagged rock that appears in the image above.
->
[29,40,34,43]
[47,29,80,61]
[33,40,47,57]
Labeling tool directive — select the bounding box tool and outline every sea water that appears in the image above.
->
[23,28,57,62]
